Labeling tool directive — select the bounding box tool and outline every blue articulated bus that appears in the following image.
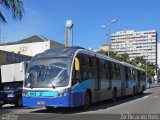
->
[22,47,146,109]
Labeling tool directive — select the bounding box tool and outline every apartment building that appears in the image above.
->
[111,30,157,64]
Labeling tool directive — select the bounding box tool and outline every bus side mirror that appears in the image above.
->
[75,57,80,71]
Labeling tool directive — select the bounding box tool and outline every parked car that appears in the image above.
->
[0,82,23,107]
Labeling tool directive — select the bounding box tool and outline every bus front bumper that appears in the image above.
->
[22,92,71,107]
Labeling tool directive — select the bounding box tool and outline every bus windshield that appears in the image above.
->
[24,57,72,88]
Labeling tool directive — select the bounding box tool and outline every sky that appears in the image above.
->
[1,0,160,49]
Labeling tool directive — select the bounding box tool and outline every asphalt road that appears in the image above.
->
[0,86,160,120]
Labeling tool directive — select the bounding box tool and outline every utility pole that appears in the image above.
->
[101,19,117,56]
[64,28,68,47]
[0,21,1,43]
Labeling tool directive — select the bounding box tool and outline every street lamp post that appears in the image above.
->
[0,21,1,43]
[146,58,148,85]
[101,19,117,56]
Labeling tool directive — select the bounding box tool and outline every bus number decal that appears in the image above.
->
[29,92,37,96]
[28,92,45,97]
[39,92,44,96]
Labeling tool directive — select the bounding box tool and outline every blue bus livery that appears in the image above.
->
[22,47,146,108]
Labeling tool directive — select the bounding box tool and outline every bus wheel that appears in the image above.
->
[112,88,117,102]
[83,91,91,109]
[15,97,22,107]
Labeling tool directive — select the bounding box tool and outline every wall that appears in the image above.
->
[0,50,31,65]
[0,41,64,57]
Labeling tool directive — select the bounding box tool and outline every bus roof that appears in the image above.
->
[95,52,121,64]
[121,62,145,71]
[34,46,84,59]
[121,61,135,68]
[135,66,145,72]
[33,47,145,72]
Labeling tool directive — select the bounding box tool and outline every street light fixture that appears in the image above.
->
[101,19,117,56]
[145,54,149,87]
[146,58,148,83]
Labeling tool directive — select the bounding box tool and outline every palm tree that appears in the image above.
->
[0,0,24,23]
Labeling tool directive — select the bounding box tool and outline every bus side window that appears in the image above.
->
[111,63,117,80]
[89,57,93,67]
[83,71,88,80]
[111,63,114,79]
[81,55,91,81]
[131,69,136,80]
[73,70,81,80]
[115,64,120,80]
[72,70,81,86]
[105,61,109,80]
[125,67,129,88]
[100,60,105,80]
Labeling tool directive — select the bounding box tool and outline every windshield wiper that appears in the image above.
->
[29,82,33,89]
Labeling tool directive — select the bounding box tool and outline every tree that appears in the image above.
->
[141,62,156,76]
[0,0,24,23]
[120,53,130,63]
[132,56,146,65]
[96,50,130,62]
[96,50,118,59]
[97,49,107,55]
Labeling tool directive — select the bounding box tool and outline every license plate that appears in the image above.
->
[0,101,4,104]
[37,101,45,105]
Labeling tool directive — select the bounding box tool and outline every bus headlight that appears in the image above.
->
[58,92,67,97]
[7,94,15,97]
[58,89,69,97]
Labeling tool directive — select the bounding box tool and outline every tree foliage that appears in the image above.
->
[0,0,24,23]
[97,50,131,63]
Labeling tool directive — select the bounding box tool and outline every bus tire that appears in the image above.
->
[83,91,92,109]
[15,97,22,107]
[112,87,117,102]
